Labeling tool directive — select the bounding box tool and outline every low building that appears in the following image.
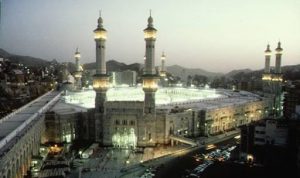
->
[111,70,137,86]
[239,118,300,176]
[284,80,300,119]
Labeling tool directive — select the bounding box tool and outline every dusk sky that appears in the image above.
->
[0,0,299,72]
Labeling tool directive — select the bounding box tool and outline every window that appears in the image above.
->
[122,120,127,125]
[130,121,135,125]
[115,120,120,125]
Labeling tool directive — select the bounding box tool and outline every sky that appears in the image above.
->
[0,0,299,73]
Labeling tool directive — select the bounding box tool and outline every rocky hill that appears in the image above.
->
[166,65,222,81]
[83,60,142,73]
[0,48,50,67]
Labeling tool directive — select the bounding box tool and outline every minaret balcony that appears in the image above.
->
[74,53,81,58]
[93,74,109,92]
[262,74,272,81]
[142,78,158,92]
[74,71,82,78]
[264,52,272,56]
[271,74,283,82]
[94,30,107,40]
[160,71,166,77]
[262,73,283,82]
[144,29,157,39]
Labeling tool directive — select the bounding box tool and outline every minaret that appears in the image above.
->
[160,52,166,77]
[93,13,109,142]
[143,12,159,114]
[273,41,283,116]
[74,48,82,89]
[264,44,271,74]
[262,44,272,88]
[275,41,283,74]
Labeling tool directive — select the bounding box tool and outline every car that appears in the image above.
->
[82,168,91,172]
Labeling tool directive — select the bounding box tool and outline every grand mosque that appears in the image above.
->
[0,13,283,178]
[43,14,282,148]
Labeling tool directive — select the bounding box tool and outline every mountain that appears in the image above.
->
[83,60,142,73]
[228,64,300,81]
[0,49,11,58]
[0,48,50,67]
[166,65,222,81]
[225,69,252,78]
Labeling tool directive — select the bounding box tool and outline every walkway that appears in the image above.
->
[169,135,197,146]
[0,90,62,157]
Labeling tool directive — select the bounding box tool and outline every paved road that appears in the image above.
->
[71,130,239,178]
[120,130,240,178]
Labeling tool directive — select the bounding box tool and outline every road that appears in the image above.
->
[153,138,237,178]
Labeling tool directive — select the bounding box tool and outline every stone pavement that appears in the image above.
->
[120,129,240,178]
[73,130,240,178]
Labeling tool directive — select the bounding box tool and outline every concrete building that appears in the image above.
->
[0,91,61,178]
[284,80,300,119]
[111,70,137,86]
[239,118,300,176]
[46,14,271,149]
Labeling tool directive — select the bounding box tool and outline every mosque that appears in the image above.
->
[0,12,284,178]
[44,14,282,149]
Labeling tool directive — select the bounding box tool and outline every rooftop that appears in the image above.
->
[63,86,261,110]
[0,91,61,156]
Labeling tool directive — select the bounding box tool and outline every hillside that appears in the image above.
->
[83,60,142,73]
[228,64,300,81]
[225,69,252,78]
[0,48,50,67]
[166,65,222,81]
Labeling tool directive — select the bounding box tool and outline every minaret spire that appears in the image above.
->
[160,51,167,77]
[74,47,82,90]
[143,12,158,115]
[264,43,271,74]
[93,12,109,144]
[275,41,283,74]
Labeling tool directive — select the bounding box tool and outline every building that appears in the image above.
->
[111,70,137,86]
[239,118,300,176]
[284,80,300,119]
[0,13,277,178]
[41,13,273,149]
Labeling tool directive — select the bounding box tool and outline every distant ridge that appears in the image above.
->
[83,60,142,73]
[225,69,252,78]
[166,65,222,81]
[0,48,50,67]
[1,48,299,80]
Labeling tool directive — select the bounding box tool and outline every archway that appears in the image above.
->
[6,169,11,178]
[112,128,137,149]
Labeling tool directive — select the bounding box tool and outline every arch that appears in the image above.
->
[11,162,15,178]
[6,169,11,178]
[21,148,27,175]
[15,158,20,178]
